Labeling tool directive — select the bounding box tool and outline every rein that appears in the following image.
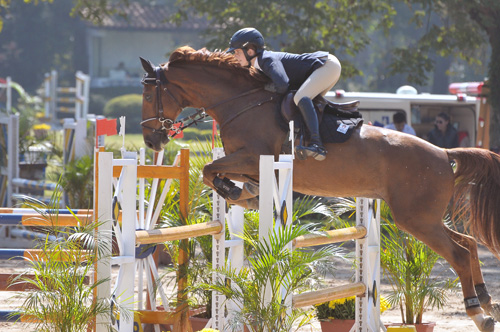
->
[141,66,275,137]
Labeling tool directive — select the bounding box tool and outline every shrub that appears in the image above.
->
[103,94,142,134]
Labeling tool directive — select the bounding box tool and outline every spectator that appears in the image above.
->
[384,112,416,135]
[427,112,459,148]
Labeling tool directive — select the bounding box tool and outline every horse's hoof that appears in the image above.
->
[478,316,495,332]
[484,302,500,321]
[245,197,259,210]
[213,177,242,200]
[244,181,259,196]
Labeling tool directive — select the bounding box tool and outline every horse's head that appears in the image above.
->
[139,57,182,151]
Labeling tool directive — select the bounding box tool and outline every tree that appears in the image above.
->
[0,1,81,92]
[2,0,498,147]
[388,1,500,147]
[171,0,397,78]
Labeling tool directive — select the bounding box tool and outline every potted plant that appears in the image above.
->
[315,295,391,332]
[315,296,357,332]
[380,202,458,332]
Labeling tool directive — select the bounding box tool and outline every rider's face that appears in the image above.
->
[233,49,249,67]
[233,48,256,67]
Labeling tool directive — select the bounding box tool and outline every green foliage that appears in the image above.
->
[50,155,94,209]
[0,0,79,92]
[103,94,142,134]
[9,198,128,332]
[181,128,213,141]
[198,224,340,332]
[171,0,396,78]
[380,202,458,325]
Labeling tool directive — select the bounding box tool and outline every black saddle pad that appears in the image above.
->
[292,110,363,144]
[319,111,363,143]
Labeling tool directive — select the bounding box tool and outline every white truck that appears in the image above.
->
[325,82,490,149]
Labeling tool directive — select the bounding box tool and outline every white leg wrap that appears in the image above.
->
[471,313,495,332]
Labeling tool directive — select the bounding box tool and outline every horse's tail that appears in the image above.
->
[447,148,500,255]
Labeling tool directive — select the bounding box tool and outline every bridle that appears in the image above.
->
[140,65,275,138]
[140,66,182,135]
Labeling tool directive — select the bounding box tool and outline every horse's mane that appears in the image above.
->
[167,46,269,83]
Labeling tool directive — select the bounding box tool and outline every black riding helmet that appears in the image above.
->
[227,28,265,65]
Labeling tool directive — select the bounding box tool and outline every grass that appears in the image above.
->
[104,132,216,154]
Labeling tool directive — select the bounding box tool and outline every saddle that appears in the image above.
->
[280,92,361,124]
[280,92,363,154]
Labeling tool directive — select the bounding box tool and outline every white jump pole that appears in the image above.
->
[211,147,245,332]
[354,198,381,332]
[95,151,113,332]
[112,154,137,332]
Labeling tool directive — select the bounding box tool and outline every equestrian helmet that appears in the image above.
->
[228,28,265,53]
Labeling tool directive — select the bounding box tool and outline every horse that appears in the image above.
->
[139,46,500,331]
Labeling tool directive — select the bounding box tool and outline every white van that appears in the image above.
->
[325,83,490,149]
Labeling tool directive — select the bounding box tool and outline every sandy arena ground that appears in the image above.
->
[0,245,498,331]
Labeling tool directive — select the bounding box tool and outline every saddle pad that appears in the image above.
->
[320,112,363,143]
[294,112,363,144]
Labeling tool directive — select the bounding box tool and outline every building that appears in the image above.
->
[85,2,206,88]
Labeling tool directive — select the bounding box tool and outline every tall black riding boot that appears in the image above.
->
[297,96,327,161]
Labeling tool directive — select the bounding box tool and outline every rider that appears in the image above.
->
[227,27,342,161]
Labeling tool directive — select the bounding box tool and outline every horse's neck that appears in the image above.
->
[172,65,263,123]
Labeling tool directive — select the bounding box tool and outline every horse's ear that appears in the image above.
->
[140,57,155,75]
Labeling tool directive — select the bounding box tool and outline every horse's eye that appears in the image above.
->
[145,94,153,102]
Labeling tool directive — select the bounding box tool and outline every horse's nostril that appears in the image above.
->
[145,140,153,149]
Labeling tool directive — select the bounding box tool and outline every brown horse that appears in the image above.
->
[140,46,500,331]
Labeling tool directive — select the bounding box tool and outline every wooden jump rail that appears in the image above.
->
[292,225,367,248]
[293,282,367,308]
[135,221,223,245]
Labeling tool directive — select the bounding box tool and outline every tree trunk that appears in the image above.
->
[431,55,452,94]
[488,25,500,149]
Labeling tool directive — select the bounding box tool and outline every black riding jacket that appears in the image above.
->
[255,50,328,93]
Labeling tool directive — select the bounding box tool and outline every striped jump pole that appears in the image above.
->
[11,178,58,191]
[0,213,93,226]
[0,310,37,323]
[0,248,91,262]
[258,154,382,332]
[0,208,91,215]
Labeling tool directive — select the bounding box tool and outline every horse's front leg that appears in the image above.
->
[203,151,261,209]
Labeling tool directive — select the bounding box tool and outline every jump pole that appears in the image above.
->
[100,148,192,332]
[258,154,382,331]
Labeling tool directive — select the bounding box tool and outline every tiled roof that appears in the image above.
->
[96,2,206,30]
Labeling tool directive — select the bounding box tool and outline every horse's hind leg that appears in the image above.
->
[445,228,500,321]
[391,209,495,331]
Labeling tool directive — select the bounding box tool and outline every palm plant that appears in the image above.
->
[198,224,341,332]
[379,201,458,325]
[9,197,128,332]
[50,154,94,209]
